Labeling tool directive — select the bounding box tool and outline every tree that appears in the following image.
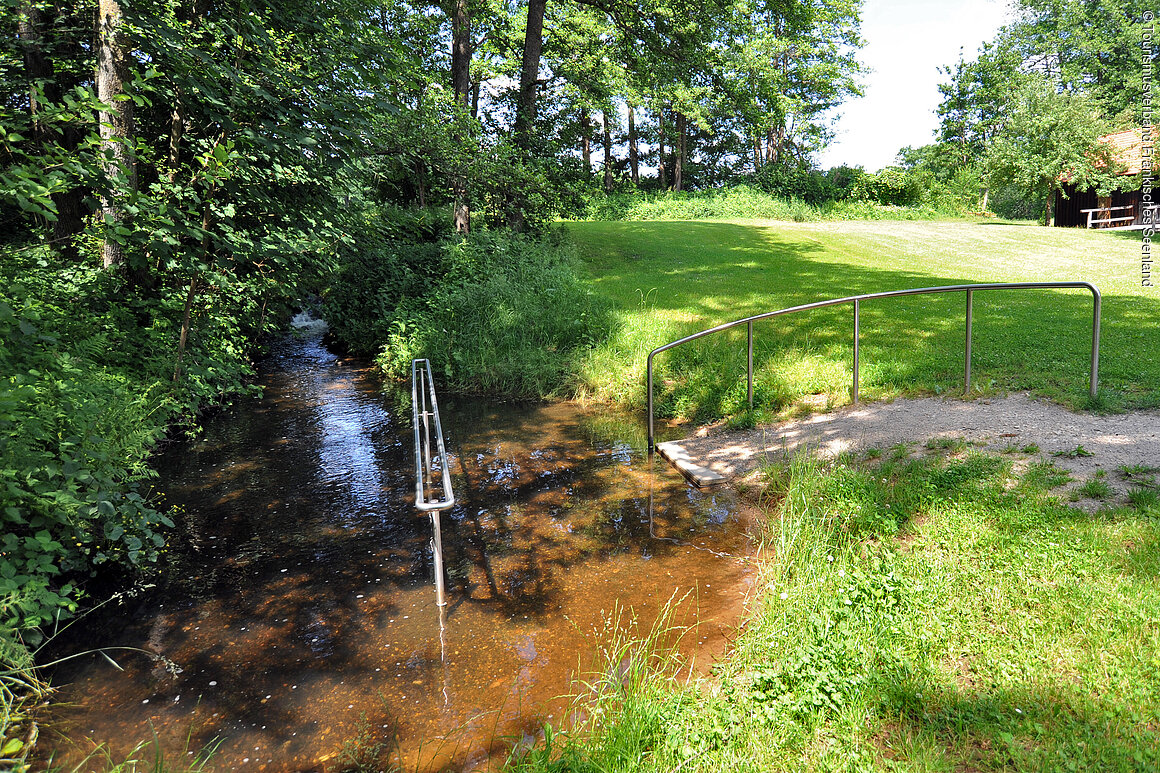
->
[96,0,135,269]
[983,78,1118,225]
[1007,0,1152,120]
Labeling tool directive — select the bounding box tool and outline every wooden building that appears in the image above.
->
[1054,129,1151,229]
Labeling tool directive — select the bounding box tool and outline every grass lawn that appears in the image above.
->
[508,446,1160,772]
[567,220,1160,423]
[507,218,1160,773]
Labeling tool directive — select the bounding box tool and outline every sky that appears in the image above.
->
[816,0,1012,171]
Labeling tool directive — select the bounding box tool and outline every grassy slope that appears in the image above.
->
[568,220,1158,420]
[508,448,1160,773]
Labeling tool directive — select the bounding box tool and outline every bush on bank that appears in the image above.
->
[0,243,312,666]
[325,226,616,397]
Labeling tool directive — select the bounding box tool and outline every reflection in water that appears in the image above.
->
[47,333,756,771]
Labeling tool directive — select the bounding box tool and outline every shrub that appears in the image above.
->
[571,182,967,224]
[753,165,832,204]
[852,166,924,206]
[0,286,175,654]
[327,229,616,397]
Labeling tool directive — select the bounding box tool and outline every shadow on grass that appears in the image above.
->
[583,221,1160,419]
[879,678,1159,770]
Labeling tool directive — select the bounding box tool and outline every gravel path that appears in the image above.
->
[662,393,1160,504]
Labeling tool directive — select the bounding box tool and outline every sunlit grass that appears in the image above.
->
[568,220,1160,421]
[507,447,1160,771]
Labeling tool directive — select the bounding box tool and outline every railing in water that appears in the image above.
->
[646,282,1102,450]
[412,358,455,606]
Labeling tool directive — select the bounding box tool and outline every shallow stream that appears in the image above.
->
[48,331,757,771]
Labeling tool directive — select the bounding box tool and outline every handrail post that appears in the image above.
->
[647,353,655,451]
[431,511,447,606]
[747,320,754,411]
[1090,286,1101,400]
[851,299,860,403]
[964,289,973,394]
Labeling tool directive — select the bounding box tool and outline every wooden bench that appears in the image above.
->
[1080,205,1135,228]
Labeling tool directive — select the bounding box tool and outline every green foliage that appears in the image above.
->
[574,183,964,224]
[0,287,169,650]
[326,227,615,397]
[752,165,835,204]
[984,79,1117,224]
[850,166,924,206]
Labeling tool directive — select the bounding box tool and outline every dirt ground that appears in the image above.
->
[661,393,1160,507]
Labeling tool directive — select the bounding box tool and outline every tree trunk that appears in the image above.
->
[168,0,209,180]
[451,0,471,108]
[471,81,481,119]
[508,0,546,231]
[450,0,471,233]
[980,186,989,212]
[602,109,614,192]
[175,205,212,381]
[752,134,761,174]
[1043,189,1055,227]
[657,109,667,190]
[168,90,184,178]
[512,0,546,148]
[673,112,685,192]
[97,0,136,269]
[627,105,639,184]
[173,276,197,382]
[580,110,591,175]
[17,2,51,129]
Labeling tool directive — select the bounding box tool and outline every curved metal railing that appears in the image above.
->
[646,282,1102,450]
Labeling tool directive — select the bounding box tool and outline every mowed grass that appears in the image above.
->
[567,220,1160,423]
[508,447,1160,772]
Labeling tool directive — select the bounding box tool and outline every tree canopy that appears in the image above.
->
[915,0,1152,219]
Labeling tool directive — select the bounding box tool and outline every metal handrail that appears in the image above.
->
[412,358,455,605]
[646,282,1102,449]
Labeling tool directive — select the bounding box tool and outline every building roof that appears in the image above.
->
[1099,128,1144,175]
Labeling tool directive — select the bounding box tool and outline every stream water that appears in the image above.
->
[47,331,757,771]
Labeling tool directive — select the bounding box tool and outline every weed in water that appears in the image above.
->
[336,714,395,773]
[55,730,219,773]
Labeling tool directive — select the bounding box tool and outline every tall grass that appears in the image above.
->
[1,660,47,772]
